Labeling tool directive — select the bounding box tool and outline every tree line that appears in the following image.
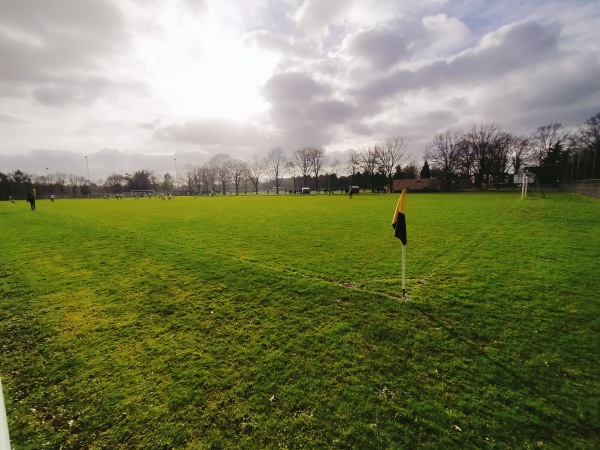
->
[2,113,598,199]
[425,113,600,189]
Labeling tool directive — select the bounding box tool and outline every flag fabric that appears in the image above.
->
[392,189,407,245]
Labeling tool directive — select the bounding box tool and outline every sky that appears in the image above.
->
[1,0,599,181]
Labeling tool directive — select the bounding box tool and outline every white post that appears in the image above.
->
[402,244,406,299]
[521,172,526,199]
[0,379,10,450]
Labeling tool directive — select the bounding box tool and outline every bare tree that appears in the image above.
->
[162,173,174,192]
[347,150,361,185]
[506,135,530,175]
[266,147,287,194]
[230,159,248,195]
[183,164,197,194]
[286,160,298,192]
[403,161,419,179]
[247,155,267,195]
[489,132,513,189]
[358,145,380,191]
[463,122,505,189]
[198,164,214,194]
[327,159,341,190]
[378,137,409,192]
[530,123,571,184]
[67,174,83,197]
[425,129,463,190]
[308,146,327,192]
[574,113,600,179]
[54,172,67,195]
[105,173,123,194]
[530,123,570,166]
[149,171,161,191]
[294,147,312,188]
[209,153,232,194]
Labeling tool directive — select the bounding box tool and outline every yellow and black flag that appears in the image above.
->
[392,189,407,245]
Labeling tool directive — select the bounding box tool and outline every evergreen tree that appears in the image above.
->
[420,161,431,179]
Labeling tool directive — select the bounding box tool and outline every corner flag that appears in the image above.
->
[392,189,407,245]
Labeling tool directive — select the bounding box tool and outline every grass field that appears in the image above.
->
[1,192,599,449]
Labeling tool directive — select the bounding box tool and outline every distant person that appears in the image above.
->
[9,195,15,203]
[26,192,36,211]
[50,194,55,203]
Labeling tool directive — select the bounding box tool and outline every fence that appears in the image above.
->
[558,179,600,199]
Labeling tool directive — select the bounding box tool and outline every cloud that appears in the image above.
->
[154,119,266,147]
[350,21,563,104]
[1,0,599,179]
[243,30,317,59]
[260,70,361,148]
[343,26,411,70]
[422,13,471,54]
[181,0,208,15]
[307,99,355,123]
[0,0,133,110]
[263,71,331,103]
[0,0,126,83]
[294,0,352,36]
[0,112,23,123]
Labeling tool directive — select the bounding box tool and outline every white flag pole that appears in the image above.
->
[402,244,406,300]
[0,379,10,450]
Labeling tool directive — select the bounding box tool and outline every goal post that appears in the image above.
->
[129,190,156,198]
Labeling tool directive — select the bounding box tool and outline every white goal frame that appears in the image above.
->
[129,190,156,198]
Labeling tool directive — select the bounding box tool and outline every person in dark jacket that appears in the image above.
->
[26,192,36,211]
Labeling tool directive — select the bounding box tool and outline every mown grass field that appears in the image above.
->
[1,192,599,449]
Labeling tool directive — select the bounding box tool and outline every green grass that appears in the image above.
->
[1,192,599,449]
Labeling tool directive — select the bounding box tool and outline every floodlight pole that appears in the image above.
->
[174,158,178,192]
[85,156,90,184]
